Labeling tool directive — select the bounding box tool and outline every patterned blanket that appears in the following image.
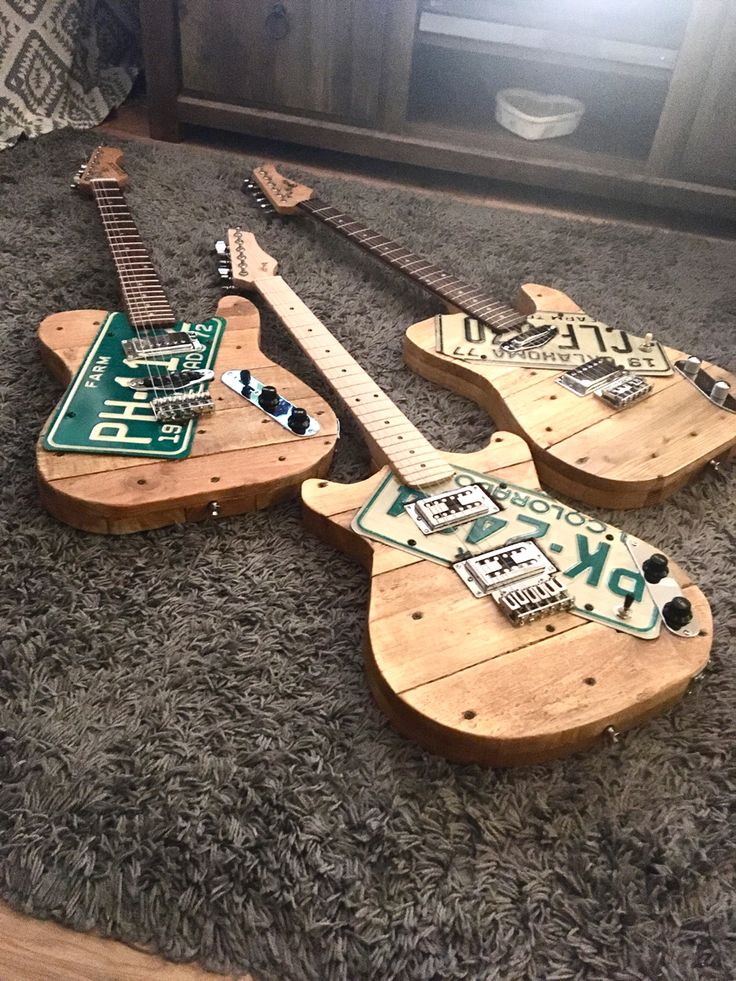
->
[0,0,139,150]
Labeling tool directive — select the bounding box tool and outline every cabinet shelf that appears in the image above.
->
[417,32,674,83]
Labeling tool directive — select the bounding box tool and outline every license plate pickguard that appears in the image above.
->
[43,313,225,459]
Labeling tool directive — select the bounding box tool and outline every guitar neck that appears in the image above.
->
[299,197,526,333]
[91,179,176,330]
[253,275,454,488]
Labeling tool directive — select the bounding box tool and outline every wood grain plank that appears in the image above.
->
[0,901,248,981]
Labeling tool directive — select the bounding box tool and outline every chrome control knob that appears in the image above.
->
[711,380,730,406]
[682,355,701,378]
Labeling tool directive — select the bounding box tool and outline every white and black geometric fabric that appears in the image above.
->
[0,0,139,151]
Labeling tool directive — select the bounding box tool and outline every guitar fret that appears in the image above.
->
[301,196,519,330]
[92,178,176,328]
[255,274,453,488]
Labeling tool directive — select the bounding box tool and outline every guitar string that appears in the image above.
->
[254,275,515,567]
[298,198,527,332]
[94,181,164,400]
[93,179,170,400]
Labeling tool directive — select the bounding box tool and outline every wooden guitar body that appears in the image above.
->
[302,433,712,766]
[405,285,736,510]
[37,295,338,533]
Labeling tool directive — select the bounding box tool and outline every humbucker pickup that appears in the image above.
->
[405,482,500,534]
[454,540,573,625]
[122,332,206,360]
[151,392,215,422]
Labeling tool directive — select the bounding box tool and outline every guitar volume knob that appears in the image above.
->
[711,380,730,406]
[682,356,701,378]
[642,553,669,584]
[288,406,310,434]
[662,596,693,631]
[258,385,280,411]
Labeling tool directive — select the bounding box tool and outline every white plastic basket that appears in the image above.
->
[495,88,585,141]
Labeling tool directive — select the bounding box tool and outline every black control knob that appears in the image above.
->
[288,407,310,434]
[662,596,693,631]
[258,385,280,411]
[239,369,252,393]
[643,553,669,584]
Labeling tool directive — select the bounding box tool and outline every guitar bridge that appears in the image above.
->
[558,357,651,408]
[454,540,573,625]
[151,392,215,422]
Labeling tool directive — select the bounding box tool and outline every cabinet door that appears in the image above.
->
[179,0,393,126]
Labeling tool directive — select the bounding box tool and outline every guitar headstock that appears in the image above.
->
[244,163,314,214]
[216,228,278,289]
[72,146,129,196]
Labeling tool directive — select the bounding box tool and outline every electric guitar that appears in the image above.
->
[220,227,712,767]
[35,147,337,534]
[247,164,736,510]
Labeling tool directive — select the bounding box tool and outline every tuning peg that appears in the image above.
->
[217,262,232,281]
[214,240,229,257]
[242,179,256,192]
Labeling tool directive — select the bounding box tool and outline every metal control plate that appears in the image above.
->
[674,359,736,413]
[221,370,321,436]
[625,537,700,638]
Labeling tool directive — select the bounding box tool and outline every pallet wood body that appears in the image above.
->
[302,433,712,766]
[36,295,338,533]
[404,284,736,509]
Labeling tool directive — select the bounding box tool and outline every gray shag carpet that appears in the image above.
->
[1,130,735,981]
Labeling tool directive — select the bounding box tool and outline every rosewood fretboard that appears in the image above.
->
[92,179,176,330]
[299,197,526,333]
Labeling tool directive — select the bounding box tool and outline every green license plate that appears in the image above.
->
[353,466,661,638]
[43,312,225,459]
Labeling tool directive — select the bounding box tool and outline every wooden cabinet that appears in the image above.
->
[140,0,736,217]
[178,0,394,126]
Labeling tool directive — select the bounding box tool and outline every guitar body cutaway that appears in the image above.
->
[405,285,736,509]
[36,295,339,533]
[302,433,712,766]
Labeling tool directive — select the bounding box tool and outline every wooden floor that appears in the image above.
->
[5,95,732,981]
[0,903,247,980]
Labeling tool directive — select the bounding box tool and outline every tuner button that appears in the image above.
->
[662,596,693,631]
[711,380,730,406]
[288,406,310,434]
[642,553,669,584]
[258,385,280,411]
[682,355,701,378]
[214,240,228,256]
